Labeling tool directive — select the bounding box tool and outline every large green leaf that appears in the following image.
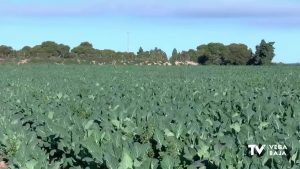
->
[118,149,133,169]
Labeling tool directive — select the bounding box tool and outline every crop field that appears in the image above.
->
[0,65,299,169]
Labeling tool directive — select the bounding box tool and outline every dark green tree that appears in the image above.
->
[172,48,178,58]
[227,44,252,65]
[171,48,199,63]
[18,46,32,58]
[149,47,168,62]
[0,45,14,57]
[71,42,96,57]
[249,40,275,65]
[186,49,197,61]
[169,48,178,64]
[196,43,230,65]
[30,41,70,58]
[137,47,144,56]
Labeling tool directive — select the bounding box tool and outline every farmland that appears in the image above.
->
[0,65,299,169]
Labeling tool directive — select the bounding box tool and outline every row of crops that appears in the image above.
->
[0,65,299,169]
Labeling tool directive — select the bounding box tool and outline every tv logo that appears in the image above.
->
[248,144,287,156]
[248,144,266,155]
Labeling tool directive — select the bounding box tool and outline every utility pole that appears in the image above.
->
[127,32,130,53]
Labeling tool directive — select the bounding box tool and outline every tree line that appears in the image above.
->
[0,40,275,65]
[170,40,275,65]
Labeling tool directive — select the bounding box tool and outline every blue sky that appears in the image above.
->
[0,0,299,63]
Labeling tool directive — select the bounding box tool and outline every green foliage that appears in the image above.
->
[197,43,231,65]
[0,40,276,65]
[0,45,14,57]
[19,46,32,58]
[227,43,252,65]
[249,40,275,65]
[71,42,97,57]
[137,47,168,63]
[170,48,179,64]
[137,47,144,56]
[170,40,270,65]
[171,43,252,65]
[0,65,299,168]
[28,41,70,58]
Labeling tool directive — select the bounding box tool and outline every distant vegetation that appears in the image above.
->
[0,40,275,65]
